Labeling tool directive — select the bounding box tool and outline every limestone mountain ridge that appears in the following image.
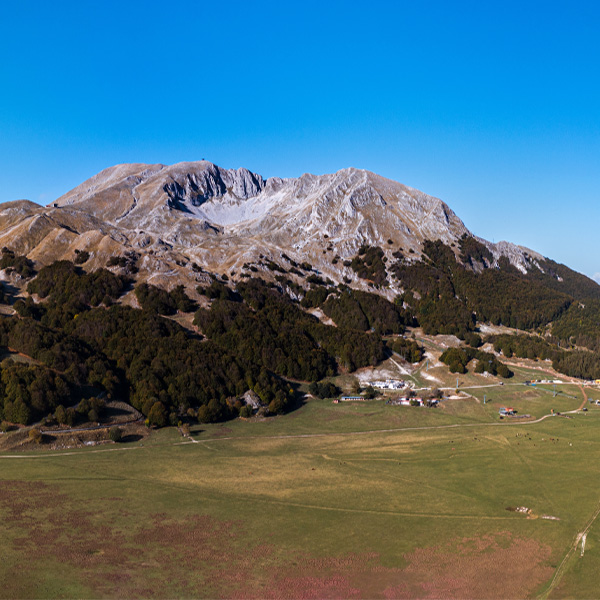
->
[0,161,577,295]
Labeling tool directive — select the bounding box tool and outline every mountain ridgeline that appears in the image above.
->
[0,161,599,428]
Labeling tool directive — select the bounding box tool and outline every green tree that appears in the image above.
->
[148,401,167,427]
[54,404,67,425]
[239,405,253,418]
[109,426,122,442]
[363,385,378,399]
[28,428,43,444]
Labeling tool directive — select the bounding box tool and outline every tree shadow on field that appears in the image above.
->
[120,434,144,443]
[284,380,308,414]
[103,405,132,419]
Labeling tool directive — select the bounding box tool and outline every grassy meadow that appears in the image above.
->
[1,382,600,598]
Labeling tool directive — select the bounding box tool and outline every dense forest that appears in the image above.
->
[194,278,387,376]
[0,264,394,427]
[347,245,389,287]
[551,301,600,352]
[392,239,574,333]
[0,263,294,425]
[320,287,410,334]
[389,337,423,363]
[440,346,513,378]
[1,235,600,429]
[135,282,198,314]
[487,333,600,380]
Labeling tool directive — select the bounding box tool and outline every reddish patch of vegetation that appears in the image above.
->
[383,532,554,599]
[245,553,380,599]
[0,482,555,599]
[0,481,246,597]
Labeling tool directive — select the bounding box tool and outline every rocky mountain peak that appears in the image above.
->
[162,162,266,211]
[0,160,559,295]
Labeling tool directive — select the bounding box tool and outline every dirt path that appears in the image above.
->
[0,380,591,459]
[44,417,144,435]
[217,496,529,521]
[577,384,588,410]
[2,399,589,460]
[539,500,600,599]
[0,446,142,459]
[534,385,597,599]
[388,356,419,384]
[173,406,586,447]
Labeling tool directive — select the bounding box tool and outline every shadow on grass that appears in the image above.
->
[103,406,132,419]
[120,434,144,443]
[283,380,309,414]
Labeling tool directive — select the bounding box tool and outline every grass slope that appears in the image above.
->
[1,387,599,598]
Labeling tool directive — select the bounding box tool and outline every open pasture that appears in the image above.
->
[1,392,600,598]
[468,383,584,420]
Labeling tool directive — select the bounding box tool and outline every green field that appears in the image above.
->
[1,384,600,599]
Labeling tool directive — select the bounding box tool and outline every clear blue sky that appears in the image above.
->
[1,1,599,278]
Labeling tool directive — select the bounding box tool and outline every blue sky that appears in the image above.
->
[1,1,599,278]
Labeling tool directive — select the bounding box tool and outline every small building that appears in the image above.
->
[371,379,406,390]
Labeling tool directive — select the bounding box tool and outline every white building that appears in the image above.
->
[371,379,406,390]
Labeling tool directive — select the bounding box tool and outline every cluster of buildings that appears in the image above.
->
[387,397,439,407]
[369,379,407,390]
[389,397,423,406]
[524,379,562,385]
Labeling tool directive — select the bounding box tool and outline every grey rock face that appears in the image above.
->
[41,160,543,283]
[163,164,267,210]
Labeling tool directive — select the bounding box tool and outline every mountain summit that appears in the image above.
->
[0,161,556,291]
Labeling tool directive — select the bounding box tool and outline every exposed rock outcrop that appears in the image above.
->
[0,161,548,293]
